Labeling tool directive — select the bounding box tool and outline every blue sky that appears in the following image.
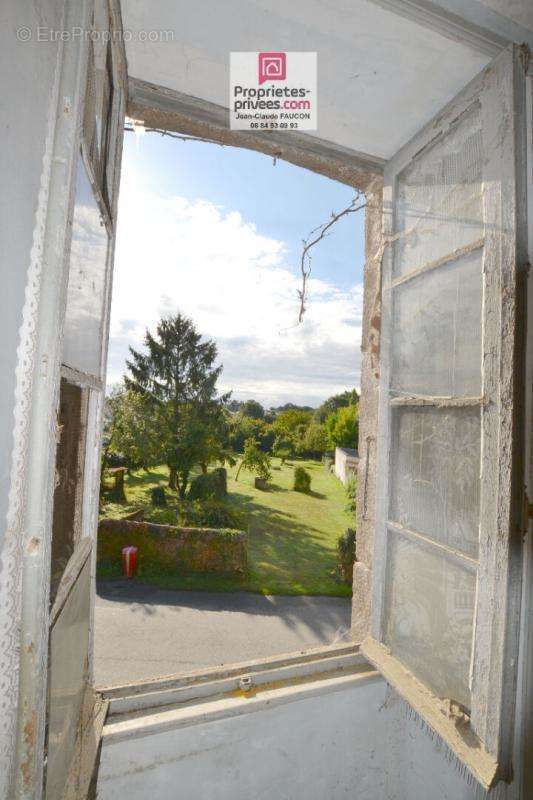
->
[108,131,365,407]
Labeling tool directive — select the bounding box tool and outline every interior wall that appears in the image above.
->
[431,0,533,39]
[98,676,505,800]
[121,0,491,160]
[0,2,64,794]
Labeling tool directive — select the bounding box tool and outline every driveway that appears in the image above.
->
[94,580,352,687]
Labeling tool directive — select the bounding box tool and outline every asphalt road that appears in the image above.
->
[93,580,352,687]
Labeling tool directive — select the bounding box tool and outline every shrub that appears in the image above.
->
[345,477,357,513]
[293,466,311,493]
[177,499,243,529]
[188,469,227,501]
[337,528,357,583]
[151,486,167,507]
[146,507,179,525]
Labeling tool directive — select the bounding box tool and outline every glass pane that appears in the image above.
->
[62,156,109,376]
[389,406,480,559]
[393,102,483,278]
[391,250,482,396]
[384,532,475,708]
[46,559,91,799]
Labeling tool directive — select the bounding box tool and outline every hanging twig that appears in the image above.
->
[124,122,365,325]
[297,191,366,323]
[124,123,226,149]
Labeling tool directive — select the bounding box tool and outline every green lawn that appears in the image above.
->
[99,459,354,597]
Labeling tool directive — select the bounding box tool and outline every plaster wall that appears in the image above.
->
[98,676,504,800]
[121,0,491,160]
[0,2,62,572]
[432,0,533,38]
[0,2,64,793]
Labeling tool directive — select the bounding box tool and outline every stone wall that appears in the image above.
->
[97,519,247,575]
[334,447,359,486]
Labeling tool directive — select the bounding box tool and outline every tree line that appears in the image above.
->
[103,314,359,496]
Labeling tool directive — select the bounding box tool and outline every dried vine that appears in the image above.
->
[297,191,366,323]
[124,124,366,323]
[124,123,226,148]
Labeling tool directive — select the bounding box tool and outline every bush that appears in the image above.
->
[151,486,167,507]
[188,469,227,501]
[337,528,357,583]
[177,499,243,529]
[293,466,311,493]
[145,507,179,525]
[345,477,357,513]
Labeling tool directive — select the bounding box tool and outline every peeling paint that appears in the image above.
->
[20,711,37,791]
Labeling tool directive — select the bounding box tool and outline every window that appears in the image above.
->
[82,0,117,213]
[49,380,89,605]
[361,45,527,788]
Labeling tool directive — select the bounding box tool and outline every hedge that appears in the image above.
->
[98,518,247,576]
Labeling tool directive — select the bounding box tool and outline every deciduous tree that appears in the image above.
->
[240,399,265,420]
[107,388,165,471]
[301,422,328,459]
[235,437,271,482]
[314,389,359,423]
[325,404,359,450]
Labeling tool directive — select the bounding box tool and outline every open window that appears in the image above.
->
[90,41,530,794]
[8,0,532,794]
[49,380,90,606]
[44,2,125,797]
[361,45,528,787]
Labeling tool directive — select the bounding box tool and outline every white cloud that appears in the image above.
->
[108,181,362,407]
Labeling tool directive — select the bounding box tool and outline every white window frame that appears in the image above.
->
[107,50,530,792]
[361,45,529,789]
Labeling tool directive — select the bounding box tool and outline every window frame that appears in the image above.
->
[361,45,528,788]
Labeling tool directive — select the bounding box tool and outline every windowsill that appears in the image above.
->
[100,643,378,738]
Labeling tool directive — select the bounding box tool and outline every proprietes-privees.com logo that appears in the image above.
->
[230,51,317,131]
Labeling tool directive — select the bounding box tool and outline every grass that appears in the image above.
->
[99,459,354,597]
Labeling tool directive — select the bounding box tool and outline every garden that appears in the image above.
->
[99,313,358,597]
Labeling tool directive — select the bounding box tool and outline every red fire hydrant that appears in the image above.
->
[121,546,138,578]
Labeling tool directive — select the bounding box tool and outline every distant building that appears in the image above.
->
[334,447,359,485]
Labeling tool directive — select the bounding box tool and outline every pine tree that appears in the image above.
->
[125,314,228,496]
